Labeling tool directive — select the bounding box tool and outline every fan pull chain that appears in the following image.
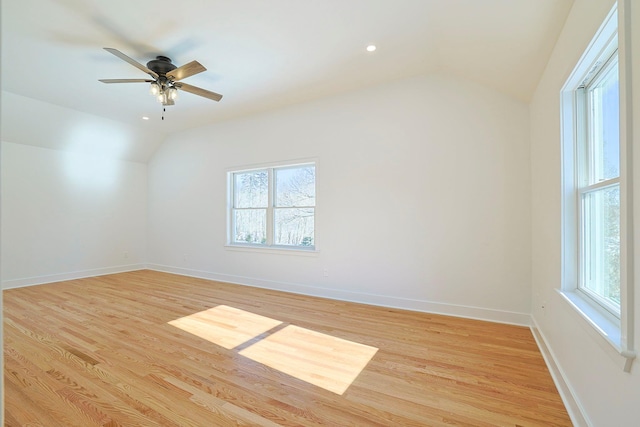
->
[162,107,165,121]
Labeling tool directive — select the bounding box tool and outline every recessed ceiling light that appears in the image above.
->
[142,116,149,120]
[366,45,377,52]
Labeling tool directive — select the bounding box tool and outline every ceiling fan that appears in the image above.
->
[99,47,223,107]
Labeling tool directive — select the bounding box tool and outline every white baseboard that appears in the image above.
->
[147,264,531,326]
[3,264,531,326]
[1,264,147,289]
[530,317,591,427]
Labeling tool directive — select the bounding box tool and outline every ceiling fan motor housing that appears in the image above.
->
[146,56,177,76]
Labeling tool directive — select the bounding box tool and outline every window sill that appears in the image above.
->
[224,244,319,257]
[556,289,635,371]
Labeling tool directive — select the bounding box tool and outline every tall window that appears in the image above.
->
[577,50,620,316]
[561,1,636,372]
[229,163,315,249]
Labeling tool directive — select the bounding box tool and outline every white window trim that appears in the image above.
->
[225,158,319,255]
[560,1,635,372]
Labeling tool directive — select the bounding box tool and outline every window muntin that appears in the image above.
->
[577,51,620,316]
[230,163,316,249]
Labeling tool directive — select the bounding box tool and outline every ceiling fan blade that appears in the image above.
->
[174,82,223,102]
[99,79,154,83]
[104,47,159,79]
[166,60,206,81]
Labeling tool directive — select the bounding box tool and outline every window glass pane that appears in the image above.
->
[234,209,266,244]
[589,60,619,182]
[581,185,620,308]
[234,171,268,208]
[274,208,314,247]
[275,166,316,207]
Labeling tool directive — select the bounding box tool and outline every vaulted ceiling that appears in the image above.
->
[2,0,573,135]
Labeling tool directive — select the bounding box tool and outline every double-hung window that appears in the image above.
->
[576,48,620,316]
[561,2,635,370]
[228,163,316,250]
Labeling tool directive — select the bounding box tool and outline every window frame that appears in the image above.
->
[227,160,317,253]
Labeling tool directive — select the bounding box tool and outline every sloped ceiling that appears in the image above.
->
[2,0,573,137]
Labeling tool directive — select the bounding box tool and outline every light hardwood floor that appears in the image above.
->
[3,270,571,426]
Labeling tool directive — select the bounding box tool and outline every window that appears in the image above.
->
[561,2,635,371]
[577,48,620,316]
[228,163,316,250]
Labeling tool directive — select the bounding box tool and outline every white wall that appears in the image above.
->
[148,73,532,324]
[1,92,165,163]
[530,0,640,425]
[1,96,149,287]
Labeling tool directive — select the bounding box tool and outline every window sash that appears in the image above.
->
[578,180,620,316]
[274,165,316,208]
[273,207,315,247]
[232,208,267,245]
[233,169,269,209]
[586,53,619,186]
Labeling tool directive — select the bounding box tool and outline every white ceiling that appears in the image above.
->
[2,0,573,135]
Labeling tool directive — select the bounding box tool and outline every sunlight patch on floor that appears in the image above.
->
[169,306,378,394]
[168,305,282,349]
[239,325,378,395]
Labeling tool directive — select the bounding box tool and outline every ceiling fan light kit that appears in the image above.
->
[99,47,223,114]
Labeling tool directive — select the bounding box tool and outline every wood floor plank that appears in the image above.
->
[4,270,572,426]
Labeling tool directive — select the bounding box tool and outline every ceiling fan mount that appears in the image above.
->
[99,47,223,108]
